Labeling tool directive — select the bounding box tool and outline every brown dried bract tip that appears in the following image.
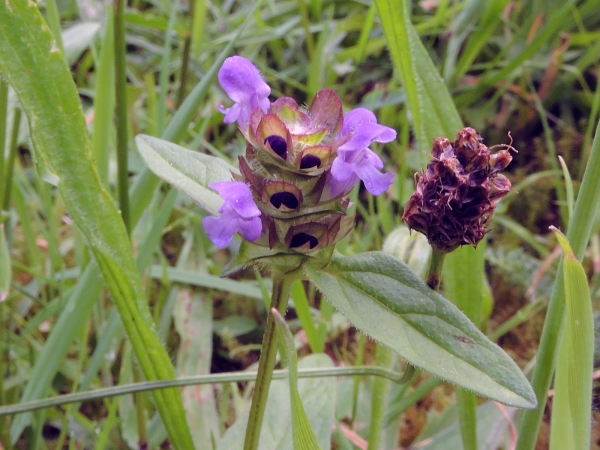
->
[402,127,514,252]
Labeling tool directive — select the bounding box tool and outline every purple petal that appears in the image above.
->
[354,162,394,195]
[329,148,393,196]
[237,215,263,242]
[326,173,360,199]
[202,209,242,248]
[218,56,271,127]
[209,181,261,219]
[339,108,396,149]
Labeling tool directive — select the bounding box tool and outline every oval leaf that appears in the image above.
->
[305,251,537,408]
[135,134,238,215]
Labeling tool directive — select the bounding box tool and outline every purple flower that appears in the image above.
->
[218,56,271,128]
[327,108,396,197]
[202,181,262,248]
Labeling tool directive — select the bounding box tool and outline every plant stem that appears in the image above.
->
[2,108,20,212]
[243,270,297,450]
[427,246,477,450]
[367,344,393,450]
[114,0,130,235]
[0,76,8,208]
[425,247,446,290]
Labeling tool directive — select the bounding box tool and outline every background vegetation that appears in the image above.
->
[1,0,600,448]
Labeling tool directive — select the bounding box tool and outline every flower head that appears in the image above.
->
[218,56,271,128]
[402,127,514,252]
[202,181,262,248]
[207,56,395,254]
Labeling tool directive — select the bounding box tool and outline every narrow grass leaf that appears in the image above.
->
[374,0,462,158]
[91,9,115,185]
[273,309,322,450]
[305,251,537,408]
[549,227,593,450]
[0,2,194,447]
[0,224,9,302]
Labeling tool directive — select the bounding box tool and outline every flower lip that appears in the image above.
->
[218,56,271,128]
[202,180,262,249]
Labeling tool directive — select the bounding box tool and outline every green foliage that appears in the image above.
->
[0,1,193,447]
[305,251,537,408]
[549,228,594,450]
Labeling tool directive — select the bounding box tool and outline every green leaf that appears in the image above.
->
[0,2,193,447]
[216,354,336,450]
[549,227,594,450]
[305,252,537,408]
[135,134,237,215]
[0,224,10,302]
[272,309,322,450]
[374,0,462,158]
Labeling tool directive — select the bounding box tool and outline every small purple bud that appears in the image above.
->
[202,181,262,248]
[218,56,271,128]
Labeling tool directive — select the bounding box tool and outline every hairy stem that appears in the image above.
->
[243,270,297,450]
[425,247,446,290]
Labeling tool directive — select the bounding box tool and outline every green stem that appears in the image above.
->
[175,0,194,108]
[114,0,130,235]
[243,270,297,450]
[0,76,8,208]
[425,247,446,290]
[2,108,20,212]
[427,246,477,450]
[0,304,12,450]
[367,345,393,450]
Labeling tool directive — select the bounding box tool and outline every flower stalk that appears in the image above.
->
[243,269,301,450]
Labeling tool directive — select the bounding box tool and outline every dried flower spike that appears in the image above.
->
[402,127,514,252]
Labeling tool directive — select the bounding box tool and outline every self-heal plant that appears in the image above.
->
[136,56,536,450]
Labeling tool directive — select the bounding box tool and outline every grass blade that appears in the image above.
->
[549,227,593,450]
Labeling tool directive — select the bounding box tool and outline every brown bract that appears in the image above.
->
[402,127,514,252]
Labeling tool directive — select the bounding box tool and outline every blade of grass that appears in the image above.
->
[91,7,115,186]
[549,227,593,450]
[516,120,600,450]
[114,0,130,234]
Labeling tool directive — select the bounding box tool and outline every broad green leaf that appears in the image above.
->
[550,227,593,450]
[305,252,537,408]
[135,134,237,215]
[217,354,336,450]
[374,0,463,159]
[0,224,10,302]
[272,309,322,450]
[0,2,193,447]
